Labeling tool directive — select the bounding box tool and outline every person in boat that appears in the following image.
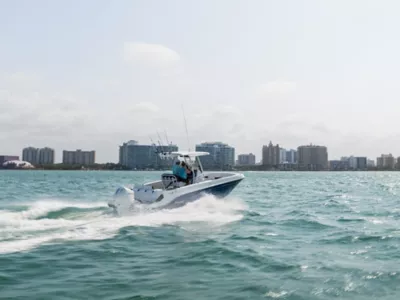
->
[185,163,193,184]
[180,161,192,185]
[172,160,187,183]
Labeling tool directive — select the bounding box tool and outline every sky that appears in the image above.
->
[1,0,400,163]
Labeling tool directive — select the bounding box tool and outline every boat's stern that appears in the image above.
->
[108,186,135,213]
[108,184,167,214]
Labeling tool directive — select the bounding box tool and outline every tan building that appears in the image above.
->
[297,144,328,171]
[262,141,280,166]
[396,157,400,169]
[377,154,395,169]
[237,153,256,165]
[63,149,95,165]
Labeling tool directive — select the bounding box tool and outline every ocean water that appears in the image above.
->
[0,170,399,300]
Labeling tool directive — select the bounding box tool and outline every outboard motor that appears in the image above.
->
[108,186,135,215]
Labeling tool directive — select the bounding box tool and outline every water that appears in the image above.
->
[1,170,399,299]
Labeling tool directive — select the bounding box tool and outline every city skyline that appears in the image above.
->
[2,1,400,162]
[3,140,396,168]
[2,135,398,165]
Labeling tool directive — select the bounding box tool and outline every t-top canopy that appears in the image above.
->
[170,151,210,157]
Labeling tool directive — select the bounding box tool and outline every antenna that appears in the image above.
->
[164,130,170,146]
[156,131,166,153]
[164,129,172,155]
[181,104,191,151]
[149,135,162,156]
[157,139,163,152]
[149,136,156,146]
[149,136,158,153]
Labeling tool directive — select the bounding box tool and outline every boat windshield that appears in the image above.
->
[194,156,203,173]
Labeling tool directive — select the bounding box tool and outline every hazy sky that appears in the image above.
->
[1,0,400,163]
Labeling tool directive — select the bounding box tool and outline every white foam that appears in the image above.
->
[264,232,278,236]
[2,199,107,220]
[0,200,107,234]
[265,291,288,298]
[0,195,246,254]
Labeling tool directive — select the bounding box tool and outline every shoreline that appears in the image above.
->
[0,163,391,172]
[0,168,398,172]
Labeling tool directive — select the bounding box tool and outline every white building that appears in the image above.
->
[119,140,178,169]
[22,147,55,165]
[341,155,368,170]
[279,148,287,164]
[285,149,297,164]
[63,149,96,165]
[278,148,297,164]
[377,154,395,169]
[196,142,235,170]
[367,159,375,167]
[348,156,357,169]
[22,147,39,165]
[237,153,256,165]
[39,147,55,164]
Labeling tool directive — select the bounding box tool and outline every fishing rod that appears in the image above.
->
[149,136,159,155]
[181,104,191,151]
[156,131,166,155]
[164,129,171,147]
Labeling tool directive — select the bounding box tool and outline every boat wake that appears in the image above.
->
[0,195,246,254]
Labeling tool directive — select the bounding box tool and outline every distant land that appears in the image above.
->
[232,165,390,172]
[0,163,129,171]
[0,162,396,171]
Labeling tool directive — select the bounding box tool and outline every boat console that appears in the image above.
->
[161,174,186,190]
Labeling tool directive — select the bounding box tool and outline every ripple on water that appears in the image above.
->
[1,171,400,299]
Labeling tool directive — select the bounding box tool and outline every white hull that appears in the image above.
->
[108,171,244,215]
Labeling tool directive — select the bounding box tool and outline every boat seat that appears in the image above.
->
[161,173,180,189]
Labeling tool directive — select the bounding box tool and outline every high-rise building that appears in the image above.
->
[377,157,383,168]
[377,154,395,169]
[340,156,367,170]
[195,142,235,170]
[22,147,55,165]
[39,147,55,164]
[237,153,256,165]
[297,144,328,171]
[329,160,350,171]
[119,140,178,169]
[63,149,95,165]
[356,157,367,170]
[262,141,280,166]
[22,147,40,165]
[367,159,375,167]
[279,148,286,164]
[348,156,357,169]
[285,149,297,164]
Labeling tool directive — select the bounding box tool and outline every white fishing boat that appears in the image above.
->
[108,151,244,214]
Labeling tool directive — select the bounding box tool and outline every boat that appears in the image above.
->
[107,151,245,214]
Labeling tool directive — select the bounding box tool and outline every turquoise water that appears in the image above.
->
[0,170,399,299]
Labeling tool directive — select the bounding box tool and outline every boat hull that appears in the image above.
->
[167,176,243,208]
[108,172,244,214]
